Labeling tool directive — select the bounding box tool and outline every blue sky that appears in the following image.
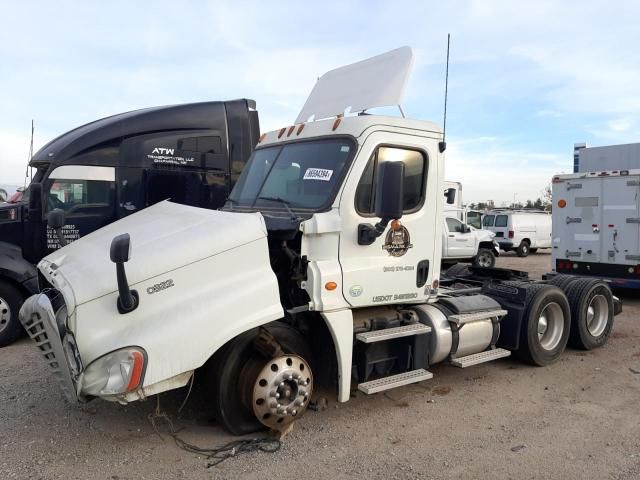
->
[2,0,639,203]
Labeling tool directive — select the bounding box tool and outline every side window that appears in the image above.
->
[446,217,464,233]
[483,215,495,227]
[355,146,427,215]
[467,212,482,230]
[495,215,508,227]
[45,166,115,215]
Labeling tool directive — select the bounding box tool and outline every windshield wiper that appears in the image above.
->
[257,196,301,221]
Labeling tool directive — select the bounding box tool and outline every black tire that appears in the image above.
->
[516,241,531,257]
[473,248,496,268]
[547,274,578,291]
[443,263,472,279]
[565,278,614,350]
[0,281,25,347]
[530,248,538,254]
[206,322,312,435]
[516,284,570,366]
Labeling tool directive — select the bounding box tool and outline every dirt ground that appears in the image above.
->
[1,251,639,479]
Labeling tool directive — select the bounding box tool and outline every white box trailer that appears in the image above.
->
[551,169,640,287]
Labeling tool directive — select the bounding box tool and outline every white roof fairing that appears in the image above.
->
[295,46,414,124]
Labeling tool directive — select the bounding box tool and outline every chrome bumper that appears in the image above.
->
[19,293,83,404]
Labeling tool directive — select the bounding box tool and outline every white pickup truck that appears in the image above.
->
[441,216,499,267]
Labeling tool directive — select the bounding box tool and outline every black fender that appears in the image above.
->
[479,240,500,257]
[0,242,39,295]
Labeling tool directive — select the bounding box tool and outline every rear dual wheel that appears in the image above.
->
[517,284,570,366]
[565,279,614,350]
[206,322,313,435]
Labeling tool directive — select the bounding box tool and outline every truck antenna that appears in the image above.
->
[24,119,34,188]
[439,34,450,154]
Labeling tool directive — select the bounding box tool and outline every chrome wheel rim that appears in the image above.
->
[477,252,493,267]
[252,355,313,430]
[537,302,564,350]
[586,294,608,337]
[0,296,11,334]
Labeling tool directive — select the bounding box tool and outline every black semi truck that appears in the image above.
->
[0,99,259,346]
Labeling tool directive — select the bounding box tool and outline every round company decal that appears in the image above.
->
[349,285,363,297]
[382,223,413,257]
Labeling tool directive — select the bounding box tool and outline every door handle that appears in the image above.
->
[448,235,454,237]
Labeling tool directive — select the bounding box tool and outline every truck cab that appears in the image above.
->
[20,47,619,436]
[0,99,259,345]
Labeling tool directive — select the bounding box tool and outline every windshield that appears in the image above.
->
[228,138,355,210]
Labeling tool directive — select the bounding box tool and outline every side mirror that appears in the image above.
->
[28,182,43,220]
[358,162,404,245]
[47,208,68,247]
[110,234,138,314]
[444,188,456,205]
[374,161,404,221]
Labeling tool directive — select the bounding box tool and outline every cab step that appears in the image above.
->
[355,323,431,343]
[357,368,433,394]
[450,348,511,368]
[448,309,508,326]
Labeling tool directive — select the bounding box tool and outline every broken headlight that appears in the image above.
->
[81,347,146,396]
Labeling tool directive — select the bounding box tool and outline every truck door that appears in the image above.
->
[562,177,602,262]
[338,132,441,307]
[601,175,640,265]
[44,166,116,251]
[444,217,476,257]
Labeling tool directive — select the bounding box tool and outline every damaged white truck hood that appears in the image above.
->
[39,201,284,395]
[41,201,268,307]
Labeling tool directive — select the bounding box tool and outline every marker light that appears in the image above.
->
[325,282,338,291]
[81,347,146,396]
[558,199,567,208]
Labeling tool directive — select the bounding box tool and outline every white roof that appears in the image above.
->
[295,46,414,124]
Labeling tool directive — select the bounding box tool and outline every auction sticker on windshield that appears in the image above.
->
[303,168,333,181]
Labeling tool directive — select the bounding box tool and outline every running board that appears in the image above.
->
[450,348,511,368]
[357,369,433,394]
[356,323,431,343]
[448,309,508,326]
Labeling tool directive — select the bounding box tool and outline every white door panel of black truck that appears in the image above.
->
[338,131,441,307]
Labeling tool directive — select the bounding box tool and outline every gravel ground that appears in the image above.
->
[1,251,639,479]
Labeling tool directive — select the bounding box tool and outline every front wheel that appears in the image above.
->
[473,248,496,268]
[517,284,570,366]
[206,322,314,435]
[0,281,25,347]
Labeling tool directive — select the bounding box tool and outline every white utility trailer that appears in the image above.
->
[551,169,640,288]
[20,47,621,435]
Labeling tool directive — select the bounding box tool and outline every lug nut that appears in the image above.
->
[291,409,297,416]
[279,382,285,388]
[288,375,293,381]
[275,393,280,399]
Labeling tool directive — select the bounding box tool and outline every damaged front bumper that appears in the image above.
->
[19,293,83,404]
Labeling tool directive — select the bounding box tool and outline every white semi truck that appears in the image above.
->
[20,48,620,435]
[551,168,640,288]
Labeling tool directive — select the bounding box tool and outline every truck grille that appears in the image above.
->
[19,294,79,404]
